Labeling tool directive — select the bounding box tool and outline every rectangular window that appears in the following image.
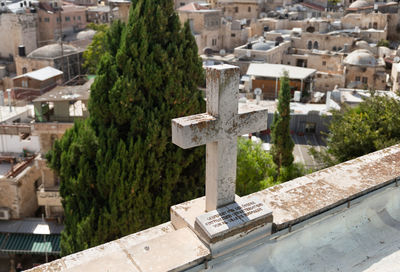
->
[362,77,368,84]
[355,76,361,82]
[234,7,238,13]
[22,80,28,88]
[212,38,217,46]
[56,17,60,22]
[231,33,236,37]
[248,6,251,12]
[39,17,42,22]
[180,2,185,6]
[65,16,71,21]
[73,16,76,20]
[322,61,326,66]
[78,16,81,21]
[44,17,50,22]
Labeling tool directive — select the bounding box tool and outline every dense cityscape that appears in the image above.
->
[0,0,400,270]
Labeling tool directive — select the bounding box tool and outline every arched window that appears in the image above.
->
[307,41,312,50]
[333,46,337,51]
[22,67,27,74]
[313,41,319,49]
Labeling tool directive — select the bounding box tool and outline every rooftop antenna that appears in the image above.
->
[58,4,64,56]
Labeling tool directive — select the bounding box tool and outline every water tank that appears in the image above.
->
[18,45,26,57]
[294,91,301,102]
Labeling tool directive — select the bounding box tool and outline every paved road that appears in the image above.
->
[259,134,327,170]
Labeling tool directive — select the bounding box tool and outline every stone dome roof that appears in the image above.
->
[252,42,273,51]
[349,0,370,8]
[355,40,371,50]
[27,44,78,59]
[344,49,377,66]
[76,29,96,40]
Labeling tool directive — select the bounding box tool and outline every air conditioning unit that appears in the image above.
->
[0,208,10,220]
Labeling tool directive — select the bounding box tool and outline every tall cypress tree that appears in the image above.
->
[270,71,294,172]
[47,0,205,255]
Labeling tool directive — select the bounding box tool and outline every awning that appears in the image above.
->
[0,233,60,255]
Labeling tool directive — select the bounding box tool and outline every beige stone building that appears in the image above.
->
[109,0,131,23]
[343,49,387,90]
[0,13,38,60]
[178,3,223,53]
[12,66,63,101]
[15,43,84,82]
[341,12,388,30]
[234,39,291,63]
[292,32,355,52]
[390,63,400,93]
[37,2,87,46]
[215,0,262,20]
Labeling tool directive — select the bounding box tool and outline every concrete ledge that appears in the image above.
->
[251,144,400,231]
[27,223,210,272]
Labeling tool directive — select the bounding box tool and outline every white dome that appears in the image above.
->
[27,44,78,59]
[252,42,273,51]
[349,0,370,8]
[76,29,96,40]
[344,49,377,66]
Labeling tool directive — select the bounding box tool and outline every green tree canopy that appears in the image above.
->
[311,93,400,166]
[236,138,277,196]
[47,0,205,255]
[270,71,294,172]
[82,23,109,74]
[236,138,309,196]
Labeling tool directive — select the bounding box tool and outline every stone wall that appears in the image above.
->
[15,56,52,76]
[292,33,355,51]
[341,13,387,30]
[283,51,343,74]
[0,13,38,59]
[0,162,40,219]
[314,72,345,92]
[217,2,260,20]
[345,65,387,90]
[16,163,41,218]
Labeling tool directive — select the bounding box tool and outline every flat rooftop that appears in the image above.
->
[247,63,316,80]
[33,78,93,103]
[0,105,33,123]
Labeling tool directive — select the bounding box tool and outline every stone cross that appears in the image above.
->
[172,65,268,212]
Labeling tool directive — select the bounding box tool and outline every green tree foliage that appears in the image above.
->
[311,93,400,166]
[236,138,277,196]
[47,0,205,255]
[236,138,309,196]
[270,71,294,172]
[82,23,110,74]
[377,39,390,48]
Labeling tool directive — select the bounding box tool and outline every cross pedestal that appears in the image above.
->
[172,65,269,212]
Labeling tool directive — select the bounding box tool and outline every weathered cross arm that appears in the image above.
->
[172,113,217,149]
[172,105,268,149]
[236,104,268,136]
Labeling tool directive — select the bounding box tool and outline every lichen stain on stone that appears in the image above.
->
[196,245,209,257]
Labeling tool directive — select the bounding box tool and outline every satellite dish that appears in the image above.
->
[394,56,400,63]
[254,88,262,95]
[219,49,226,56]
